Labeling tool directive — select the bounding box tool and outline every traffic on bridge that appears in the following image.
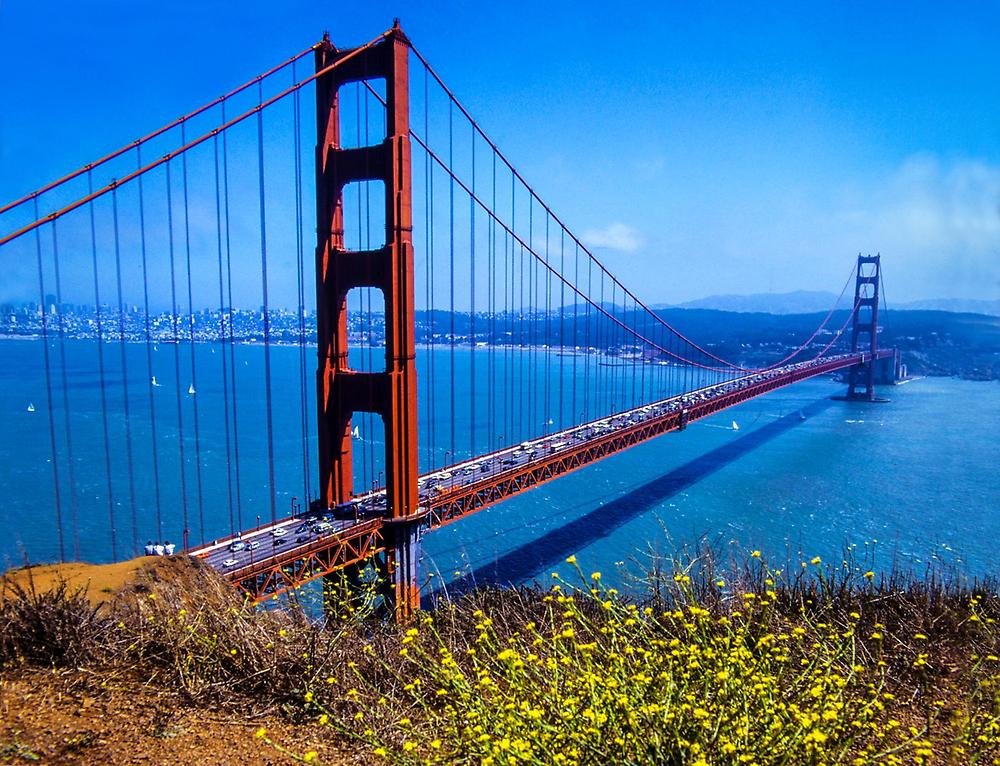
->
[191,349,895,601]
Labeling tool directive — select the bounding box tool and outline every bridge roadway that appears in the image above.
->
[191,350,893,601]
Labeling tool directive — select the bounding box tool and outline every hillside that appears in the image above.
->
[659,292,1000,317]
[651,308,1000,380]
[3,551,1000,764]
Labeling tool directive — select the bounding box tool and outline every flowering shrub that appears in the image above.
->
[4,549,1000,764]
[308,549,1000,765]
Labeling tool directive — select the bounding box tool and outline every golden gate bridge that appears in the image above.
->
[0,23,898,619]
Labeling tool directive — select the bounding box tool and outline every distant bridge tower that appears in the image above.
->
[314,23,421,619]
[846,254,882,401]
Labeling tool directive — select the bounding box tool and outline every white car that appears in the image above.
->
[222,558,238,568]
[229,541,246,552]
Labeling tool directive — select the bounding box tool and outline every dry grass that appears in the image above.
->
[1,548,999,764]
[0,557,156,605]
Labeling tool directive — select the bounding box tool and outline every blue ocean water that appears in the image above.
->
[1,339,998,589]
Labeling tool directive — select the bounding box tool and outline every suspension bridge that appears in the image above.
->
[0,23,899,618]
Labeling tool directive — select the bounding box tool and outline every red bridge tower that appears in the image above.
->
[846,253,882,401]
[314,23,422,618]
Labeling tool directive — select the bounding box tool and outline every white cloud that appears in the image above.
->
[831,155,1000,299]
[860,155,999,250]
[651,153,1000,303]
[581,222,644,253]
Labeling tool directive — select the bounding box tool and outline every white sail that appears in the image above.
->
[188,383,196,395]
[26,402,35,413]
[352,425,361,439]
[731,420,739,431]
[151,376,161,387]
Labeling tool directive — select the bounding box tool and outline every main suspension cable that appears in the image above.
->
[1,44,321,218]
[402,44,856,374]
[1,31,391,247]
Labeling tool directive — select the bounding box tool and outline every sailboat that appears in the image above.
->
[151,376,162,387]
[188,383,196,395]
[731,420,739,431]
[352,425,361,440]
[26,403,35,413]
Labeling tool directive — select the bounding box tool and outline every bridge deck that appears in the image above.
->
[191,351,892,601]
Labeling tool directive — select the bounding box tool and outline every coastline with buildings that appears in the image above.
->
[3,300,996,381]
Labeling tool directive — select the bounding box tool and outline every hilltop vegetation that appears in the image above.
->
[651,309,1000,381]
[2,550,1000,764]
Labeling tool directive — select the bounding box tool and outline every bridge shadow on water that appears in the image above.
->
[430,397,835,601]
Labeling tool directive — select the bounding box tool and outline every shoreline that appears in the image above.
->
[1,335,994,382]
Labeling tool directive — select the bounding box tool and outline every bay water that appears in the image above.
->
[1,339,998,591]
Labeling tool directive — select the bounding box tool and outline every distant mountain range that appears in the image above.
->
[655,290,1000,317]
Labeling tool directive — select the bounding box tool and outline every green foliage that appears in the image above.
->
[310,549,1000,765]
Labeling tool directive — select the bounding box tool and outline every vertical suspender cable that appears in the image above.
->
[448,100,456,464]
[612,282,619,413]
[596,273,615,415]
[632,299,639,409]
[257,82,279,530]
[490,151,497,451]
[510,176,516,443]
[486,152,494,453]
[111,187,139,556]
[425,67,437,471]
[213,135,236,537]
[423,67,435,470]
[518,243,525,442]
[221,103,244,533]
[293,62,312,504]
[137,147,163,543]
[469,127,476,459]
[50,219,80,559]
[572,240,578,424]
[543,214,551,434]
[639,304,647,404]
[559,228,565,428]
[503,228,510,447]
[527,198,533,435]
[584,256,592,421]
[87,172,118,561]
[165,162,190,550]
[180,124,206,544]
[34,202,65,562]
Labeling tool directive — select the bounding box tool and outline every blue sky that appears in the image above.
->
[1,0,998,305]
